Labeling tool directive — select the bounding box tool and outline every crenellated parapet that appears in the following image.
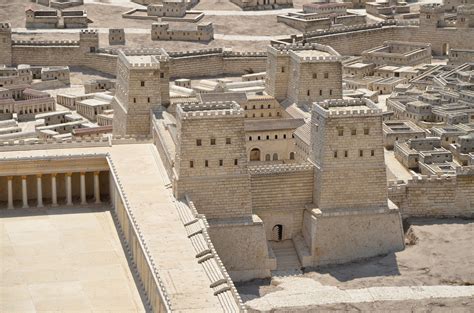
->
[177,101,243,120]
[13,39,79,46]
[0,22,11,32]
[248,162,314,175]
[314,98,382,118]
[168,48,223,58]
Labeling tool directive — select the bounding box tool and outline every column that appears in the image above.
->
[80,172,86,205]
[21,175,28,209]
[51,173,57,206]
[36,174,43,208]
[7,176,13,210]
[94,171,101,204]
[66,173,72,206]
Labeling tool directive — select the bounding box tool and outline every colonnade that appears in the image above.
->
[5,171,103,209]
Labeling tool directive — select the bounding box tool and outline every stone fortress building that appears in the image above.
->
[0,0,473,311]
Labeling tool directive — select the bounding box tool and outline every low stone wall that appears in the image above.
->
[303,207,405,266]
[388,170,474,218]
[108,157,172,313]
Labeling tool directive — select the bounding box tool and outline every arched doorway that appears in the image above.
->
[442,43,449,56]
[272,224,283,241]
[250,148,261,161]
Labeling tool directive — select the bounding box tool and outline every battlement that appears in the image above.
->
[289,51,340,62]
[314,98,382,118]
[122,47,169,59]
[406,174,457,186]
[458,4,474,15]
[12,40,79,46]
[419,3,444,14]
[456,165,474,176]
[80,29,98,35]
[117,50,164,69]
[168,48,223,58]
[248,162,314,175]
[0,22,11,32]
[223,51,267,58]
[303,21,396,38]
[176,101,243,119]
[271,42,340,56]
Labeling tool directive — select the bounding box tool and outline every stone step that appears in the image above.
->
[270,240,302,272]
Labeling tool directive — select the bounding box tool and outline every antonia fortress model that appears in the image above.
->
[0,0,473,312]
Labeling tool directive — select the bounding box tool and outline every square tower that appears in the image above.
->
[112,49,170,136]
[0,23,12,66]
[79,29,99,53]
[311,99,387,210]
[265,44,342,105]
[174,101,251,219]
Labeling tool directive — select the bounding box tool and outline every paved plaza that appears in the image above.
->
[0,207,146,313]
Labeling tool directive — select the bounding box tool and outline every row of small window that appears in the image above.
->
[133,97,152,103]
[306,89,334,97]
[189,159,238,168]
[333,149,375,158]
[248,134,294,141]
[244,104,274,110]
[246,112,281,118]
[196,138,231,146]
[336,127,370,136]
[280,67,330,79]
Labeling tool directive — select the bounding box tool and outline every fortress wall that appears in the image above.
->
[208,216,274,282]
[250,167,314,211]
[388,174,474,218]
[249,166,313,240]
[170,54,224,78]
[83,53,118,76]
[176,175,252,220]
[306,25,474,56]
[305,208,405,266]
[11,45,82,66]
[222,57,267,76]
[307,26,402,55]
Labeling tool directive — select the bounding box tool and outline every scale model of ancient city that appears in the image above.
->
[0,0,473,312]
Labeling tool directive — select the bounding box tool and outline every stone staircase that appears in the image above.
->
[270,240,303,276]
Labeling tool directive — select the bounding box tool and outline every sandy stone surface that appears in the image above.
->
[238,218,474,311]
[0,206,146,312]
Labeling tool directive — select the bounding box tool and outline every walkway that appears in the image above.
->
[245,276,474,311]
[108,144,223,311]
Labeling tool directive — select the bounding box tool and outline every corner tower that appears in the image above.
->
[0,23,12,66]
[266,44,342,105]
[173,101,274,281]
[304,98,404,266]
[112,49,169,136]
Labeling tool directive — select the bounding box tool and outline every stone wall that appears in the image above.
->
[208,215,275,282]
[300,24,474,56]
[249,163,314,240]
[303,207,405,266]
[388,171,474,217]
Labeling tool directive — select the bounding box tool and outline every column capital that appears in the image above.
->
[94,171,100,176]
[51,173,57,177]
[80,172,86,176]
[21,175,27,180]
[65,172,73,177]
[36,174,42,178]
[7,176,13,180]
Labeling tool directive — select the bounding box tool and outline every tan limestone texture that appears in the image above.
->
[239,218,474,312]
[0,207,146,313]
